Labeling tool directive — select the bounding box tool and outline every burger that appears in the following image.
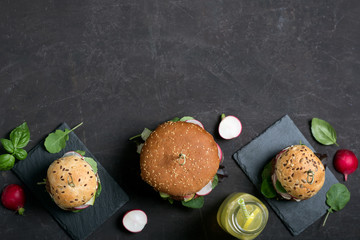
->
[133,117,221,208]
[45,151,101,211]
[261,145,325,201]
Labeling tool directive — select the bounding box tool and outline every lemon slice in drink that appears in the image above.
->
[243,207,261,230]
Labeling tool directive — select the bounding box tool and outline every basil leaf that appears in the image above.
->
[14,148,28,160]
[84,157,98,174]
[44,130,68,153]
[95,181,102,198]
[326,183,350,211]
[311,118,338,146]
[211,174,219,189]
[0,154,16,170]
[181,196,204,208]
[10,122,30,149]
[0,138,15,154]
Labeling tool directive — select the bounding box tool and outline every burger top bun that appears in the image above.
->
[140,121,219,197]
[275,145,325,200]
[46,155,98,210]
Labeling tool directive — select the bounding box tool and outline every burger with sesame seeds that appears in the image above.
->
[44,151,101,211]
[131,116,222,208]
[261,145,325,201]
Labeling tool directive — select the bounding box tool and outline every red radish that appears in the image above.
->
[218,114,242,139]
[1,184,25,215]
[334,149,358,181]
[185,119,204,129]
[183,193,195,202]
[217,143,223,163]
[123,209,148,233]
[196,180,213,196]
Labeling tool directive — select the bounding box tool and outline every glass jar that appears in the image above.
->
[217,193,268,240]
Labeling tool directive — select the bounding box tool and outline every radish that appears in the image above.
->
[62,151,84,158]
[183,193,195,202]
[122,209,148,233]
[217,143,223,163]
[196,180,213,196]
[1,184,25,215]
[333,149,358,181]
[185,119,204,129]
[218,114,242,139]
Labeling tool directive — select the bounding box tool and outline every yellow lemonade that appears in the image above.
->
[217,193,268,240]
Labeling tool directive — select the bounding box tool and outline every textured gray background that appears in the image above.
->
[0,1,359,240]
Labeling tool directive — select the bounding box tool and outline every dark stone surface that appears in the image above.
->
[12,123,129,240]
[0,1,359,239]
[233,115,339,236]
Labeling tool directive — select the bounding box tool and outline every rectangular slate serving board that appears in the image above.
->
[232,115,338,236]
[13,123,129,240]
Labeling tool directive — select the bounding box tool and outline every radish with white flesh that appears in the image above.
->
[196,180,213,196]
[185,119,204,129]
[1,184,26,215]
[218,114,242,139]
[217,143,223,163]
[123,209,148,233]
[62,151,84,158]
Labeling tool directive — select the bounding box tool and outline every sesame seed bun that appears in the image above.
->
[46,155,98,210]
[275,145,325,200]
[140,121,219,197]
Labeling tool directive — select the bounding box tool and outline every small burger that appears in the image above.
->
[261,145,325,201]
[133,117,221,208]
[45,151,101,211]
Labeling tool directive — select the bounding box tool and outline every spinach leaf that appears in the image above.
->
[212,174,219,189]
[181,196,204,208]
[275,180,287,193]
[323,183,350,226]
[95,181,102,198]
[260,161,277,198]
[0,138,15,154]
[9,122,30,149]
[179,116,194,121]
[0,154,16,171]
[311,118,338,146]
[44,122,83,153]
[75,150,86,156]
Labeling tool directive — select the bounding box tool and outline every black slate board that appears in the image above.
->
[232,115,339,236]
[12,123,129,240]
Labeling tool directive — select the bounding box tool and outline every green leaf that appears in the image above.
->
[44,130,68,153]
[275,180,287,193]
[14,148,28,160]
[169,117,181,122]
[75,150,86,156]
[84,157,98,174]
[95,181,102,198]
[1,138,15,153]
[44,122,83,154]
[326,183,350,211]
[212,174,219,189]
[10,122,30,149]
[0,154,16,170]
[140,128,152,141]
[181,196,204,208]
[261,161,273,179]
[261,178,277,198]
[179,116,194,121]
[311,118,338,146]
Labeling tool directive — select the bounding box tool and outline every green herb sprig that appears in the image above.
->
[323,183,350,226]
[311,118,338,146]
[0,122,30,170]
[44,122,83,153]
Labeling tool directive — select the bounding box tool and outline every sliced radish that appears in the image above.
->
[196,180,213,196]
[185,119,204,129]
[183,193,195,202]
[123,209,148,233]
[218,114,242,140]
[216,143,223,163]
[73,204,90,210]
[62,151,84,159]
